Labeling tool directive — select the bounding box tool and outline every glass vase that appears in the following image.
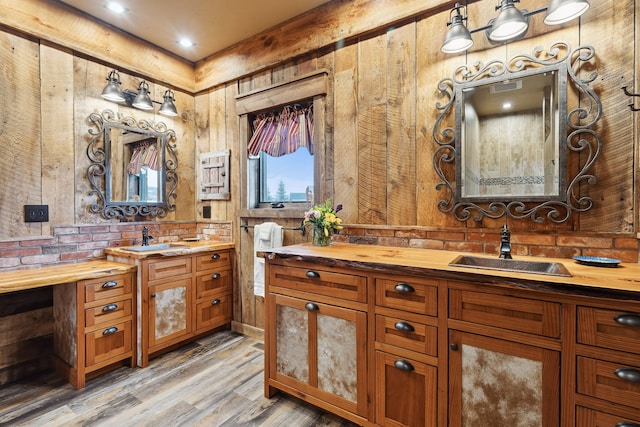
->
[312,226,332,246]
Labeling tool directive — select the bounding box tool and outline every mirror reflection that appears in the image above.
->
[87,110,178,220]
[458,69,563,200]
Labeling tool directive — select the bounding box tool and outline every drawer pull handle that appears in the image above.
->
[394,359,414,372]
[212,273,221,279]
[305,270,320,279]
[102,303,118,312]
[211,299,221,305]
[305,302,319,311]
[101,281,117,289]
[614,367,640,383]
[394,321,415,332]
[394,283,415,293]
[614,313,640,327]
[103,327,118,335]
[616,423,640,427]
[211,253,221,260]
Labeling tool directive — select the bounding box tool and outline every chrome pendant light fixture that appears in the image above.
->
[441,0,590,54]
[100,69,179,117]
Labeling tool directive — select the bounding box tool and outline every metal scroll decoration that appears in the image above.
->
[86,109,178,219]
[432,42,601,223]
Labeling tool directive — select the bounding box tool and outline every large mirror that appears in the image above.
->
[433,42,601,223]
[86,110,178,219]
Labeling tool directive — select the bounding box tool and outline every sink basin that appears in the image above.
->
[120,243,188,252]
[449,255,572,277]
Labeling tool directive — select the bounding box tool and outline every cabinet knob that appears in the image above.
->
[102,327,118,335]
[211,273,221,279]
[211,253,221,260]
[102,303,118,312]
[394,283,415,293]
[305,302,319,311]
[305,270,320,279]
[394,359,414,372]
[614,313,640,328]
[394,321,415,333]
[211,299,221,305]
[616,423,640,427]
[151,293,157,298]
[614,367,640,383]
[450,343,459,351]
[101,280,117,289]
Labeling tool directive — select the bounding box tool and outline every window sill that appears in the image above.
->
[239,208,308,219]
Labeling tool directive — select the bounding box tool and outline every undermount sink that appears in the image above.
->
[449,255,572,277]
[121,243,189,252]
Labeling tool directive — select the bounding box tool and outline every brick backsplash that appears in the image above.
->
[0,221,232,272]
[334,226,640,263]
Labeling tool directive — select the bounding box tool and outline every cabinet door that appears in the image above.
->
[448,330,560,427]
[269,293,368,417]
[148,278,192,348]
[375,351,437,427]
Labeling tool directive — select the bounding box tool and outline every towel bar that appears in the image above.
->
[240,220,306,236]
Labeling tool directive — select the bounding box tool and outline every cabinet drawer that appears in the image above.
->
[376,278,437,316]
[376,315,437,357]
[85,298,132,329]
[577,356,640,409]
[195,251,232,272]
[83,274,132,303]
[576,406,640,427]
[146,257,192,282]
[449,289,561,338]
[196,294,232,330]
[269,264,367,303]
[85,320,133,367]
[196,269,232,299]
[578,306,640,355]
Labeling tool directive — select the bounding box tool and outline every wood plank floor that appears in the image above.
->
[0,330,358,426]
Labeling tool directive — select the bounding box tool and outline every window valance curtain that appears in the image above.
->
[247,104,314,157]
[128,142,159,174]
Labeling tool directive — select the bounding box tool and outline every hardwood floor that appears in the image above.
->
[0,330,358,426]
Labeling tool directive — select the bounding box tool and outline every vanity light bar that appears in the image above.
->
[100,69,178,117]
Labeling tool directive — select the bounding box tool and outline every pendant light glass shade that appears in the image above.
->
[441,11,474,53]
[158,89,178,117]
[487,0,529,42]
[101,70,126,102]
[544,0,590,25]
[132,80,154,110]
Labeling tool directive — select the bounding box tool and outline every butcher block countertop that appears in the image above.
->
[104,241,234,260]
[261,242,640,296]
[0,260,136,294]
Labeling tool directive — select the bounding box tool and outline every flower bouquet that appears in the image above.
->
[304,199,343,246]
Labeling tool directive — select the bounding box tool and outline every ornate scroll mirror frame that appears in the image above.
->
[433,42,601,223]
[86,109,178,219]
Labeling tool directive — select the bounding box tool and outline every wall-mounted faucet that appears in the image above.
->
[498,224,512,259]
[142,226,154,246]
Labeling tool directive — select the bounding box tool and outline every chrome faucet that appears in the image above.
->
[142,226,154,246]
[498,224,512,259]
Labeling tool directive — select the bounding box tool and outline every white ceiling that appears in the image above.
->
[58,0,332,63]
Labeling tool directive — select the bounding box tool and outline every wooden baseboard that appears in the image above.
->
[231,321,264,341]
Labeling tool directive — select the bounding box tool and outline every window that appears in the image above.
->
[258,148,314,204]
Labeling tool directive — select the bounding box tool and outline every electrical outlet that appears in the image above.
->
[24,205,49,222]
[203,205,211,219]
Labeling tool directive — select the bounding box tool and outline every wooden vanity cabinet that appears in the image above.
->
[265,262,369,424]
[140,249,233,367]
[53,272,136,389]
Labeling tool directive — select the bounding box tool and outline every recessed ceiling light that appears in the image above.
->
[106,2,127,14]
[178,38,195,48]
[502,102,513,109]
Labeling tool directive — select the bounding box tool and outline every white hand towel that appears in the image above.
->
[253,222,283,297]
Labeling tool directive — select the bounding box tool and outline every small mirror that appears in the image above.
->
[433,42,601,223]
[86,110,178,219]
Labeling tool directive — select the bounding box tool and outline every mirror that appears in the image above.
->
[86,110,178,219]
[433,42,601,223]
